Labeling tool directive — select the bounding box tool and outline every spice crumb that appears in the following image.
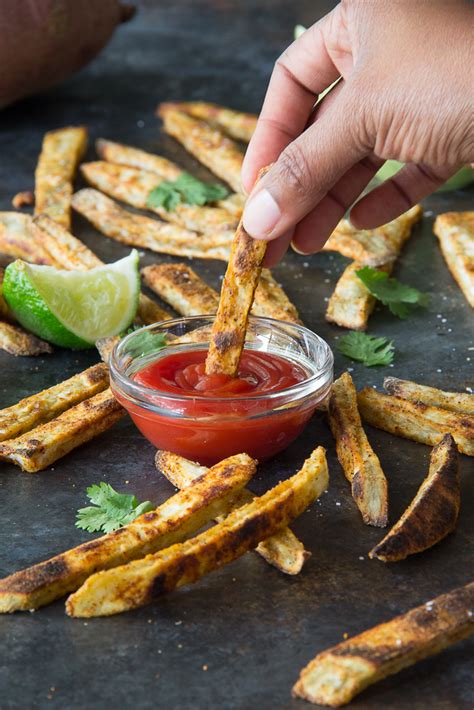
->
[202,664,208,671]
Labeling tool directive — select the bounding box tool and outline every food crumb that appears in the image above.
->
[202,664,208,671]
[148,619,153,624]
[343,632,349,639]
[335,502,341,507]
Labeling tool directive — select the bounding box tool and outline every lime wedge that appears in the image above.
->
[3,251,139,349]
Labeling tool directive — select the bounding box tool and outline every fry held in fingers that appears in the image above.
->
[434,211,474,308]
[34,126,88,230]
[384,376,474,416]
[0,321,53,357]
[293,582,474,707]
[328,373,388,527]
[66,447,328,617]
[155,450,311,576]
[0,454,256,612]
[357,387,474,457]
[370,434,460,562]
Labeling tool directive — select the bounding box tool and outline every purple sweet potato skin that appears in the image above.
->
[0,1,133,109]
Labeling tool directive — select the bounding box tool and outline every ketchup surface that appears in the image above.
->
[115,349,316,466]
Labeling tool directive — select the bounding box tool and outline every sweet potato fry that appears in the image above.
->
[155,450,310,575]
[0,363,109,441]
[0,388,124,473]
[384,377,474,416]
[81,161,238,235]
[169,101,257,142]
[293,581,474,707]
[0,454,256,612]
[34,126,88,230]
[322,206,422,265]
[141,263,219,316]
[66,447,328,616]
[158,104,244,193]
[96,138,182,181]
[72,189,232,261]
[326,263,391,331]
[0,212,51,265]
[357,388,474,457]
[0,321,53,357]
[253,269,302,324]
[370,434,460,562]
[328,373,388,527]
[434,211,474,307]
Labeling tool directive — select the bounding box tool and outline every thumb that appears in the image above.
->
[242,89,367,242]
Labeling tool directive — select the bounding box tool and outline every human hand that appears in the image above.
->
[242,0,473,265]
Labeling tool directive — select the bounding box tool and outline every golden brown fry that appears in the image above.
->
[141,263,219,316]
[0,212,51,265]
[0,363,109,441]
[66,447,328,616]
[322,206,422,265]
[217,192,245,217]
[0,453,255,612]
[253,269,302,324]
[384,376,474,416]
[158,104,244,193]
[12,191,34,209]
[0,321,53,357]
[81,161,238,234]
[72,189,232,261]
[326,262,391,331]
[293,581,474,707]
[434,211,474,307]
[0,388,124,473]
[370,434,460,562]
[328,373,388,527]
[35,126,88,229]
[155,450,311,575]
[170,102,257,142]
[357,388,474,457]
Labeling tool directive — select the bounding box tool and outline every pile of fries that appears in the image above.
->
[0,101,473,706]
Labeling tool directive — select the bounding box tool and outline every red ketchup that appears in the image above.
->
[115,349,316,465]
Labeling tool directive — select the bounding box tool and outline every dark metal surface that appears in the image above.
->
[0,2,472,708]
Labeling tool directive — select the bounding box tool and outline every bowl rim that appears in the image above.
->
[109,314,334,409]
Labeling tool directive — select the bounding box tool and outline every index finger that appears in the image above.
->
[241,9,341,193]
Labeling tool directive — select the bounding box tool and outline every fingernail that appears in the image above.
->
[291,240,311,255]
[243,189,281,239]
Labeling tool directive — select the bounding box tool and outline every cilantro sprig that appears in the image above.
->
[147,172,229,212]
[337,331,395,367]
[356,266,429,319]
[76,482,154,533]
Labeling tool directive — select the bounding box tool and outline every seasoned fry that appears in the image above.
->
[328,373,387,527]
[95,335,121,364]
[66,447,328,616]
[158,104,244,193]
[155,450,310,575]
[170,102,257,142]
[0,454,256,612]
[0,321,53,357]
[384,376,474,416]
[434,211,474,307]
[293,581,474,707]
[72,189,232,262]
[0,363,109,441]
[12,191,34,209]
[370,435,460,562]
[35,126,88,229]
[358,388,474,457]
[326,262,390,331]
[33,214,170,326]
[253,269,302,324]
[142,263,219,316]
[322,206,422,265]
[81,161,238,235]
[0,212,51,264]
[206,168,269,376]
[0,388,124,473]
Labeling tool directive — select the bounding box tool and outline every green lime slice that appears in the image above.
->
[3,251,140,349]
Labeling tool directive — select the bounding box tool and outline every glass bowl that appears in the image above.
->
[110,315,333,466]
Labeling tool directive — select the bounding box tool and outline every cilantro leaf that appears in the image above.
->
[147,172,229,212]
[75,482,154,533]
[125,327,167,358]
[337,331,395,367]
[356,266,429,319]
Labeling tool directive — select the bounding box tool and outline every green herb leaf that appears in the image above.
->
[147,172,229,212]
[125,327,167,358]
[337,331,395,367]
[75,482,154,533]
[356,266,429,319]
